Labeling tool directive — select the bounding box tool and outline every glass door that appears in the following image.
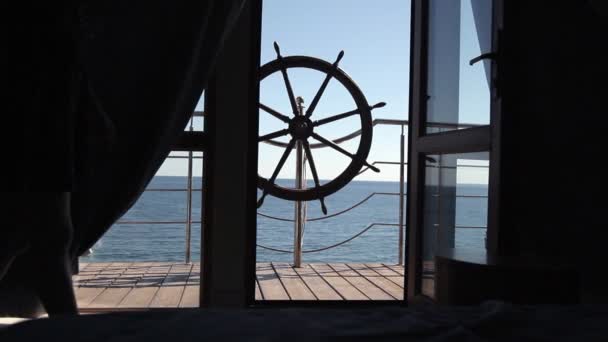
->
[406,0,502,302]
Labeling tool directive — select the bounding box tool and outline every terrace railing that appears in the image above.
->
[112,113,488,265]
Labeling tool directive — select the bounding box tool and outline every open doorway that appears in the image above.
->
[255,0,411,302]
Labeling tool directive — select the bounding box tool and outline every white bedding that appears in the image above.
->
[0,317,28,329]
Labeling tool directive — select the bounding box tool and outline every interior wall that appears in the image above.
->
[498,1,608,302]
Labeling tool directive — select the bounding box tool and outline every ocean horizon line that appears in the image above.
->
[152,175,489,186]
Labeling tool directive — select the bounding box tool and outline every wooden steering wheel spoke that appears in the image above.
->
[305,51,344,119]
[274,42,299,116]
[302,141,328,215]
[260,103,290,123]
[257,138,296,208]
[259,128,290,142]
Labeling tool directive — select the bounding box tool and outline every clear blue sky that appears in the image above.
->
[258,0,411,183]
[158,0,490,184]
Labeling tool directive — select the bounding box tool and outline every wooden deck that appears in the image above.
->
[74,262,405,309]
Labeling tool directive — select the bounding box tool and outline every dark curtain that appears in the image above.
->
[67,0,245,257]
[7,1,243,261]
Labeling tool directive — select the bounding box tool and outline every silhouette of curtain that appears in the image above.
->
[470,0,492,87]
[67,0,245,258]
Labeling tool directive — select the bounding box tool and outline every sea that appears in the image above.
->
[80,176,488,264]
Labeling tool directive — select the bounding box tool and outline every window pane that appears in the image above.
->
[190,91,205,132]
[426,0,492,133]
[421,152,489,299]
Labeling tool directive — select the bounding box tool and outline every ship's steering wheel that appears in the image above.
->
[257,42,383,214]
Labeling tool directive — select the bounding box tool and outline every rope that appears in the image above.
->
[257,192,399,223]
[256,223,398,254]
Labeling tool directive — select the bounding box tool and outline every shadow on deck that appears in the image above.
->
[75,262,406,310]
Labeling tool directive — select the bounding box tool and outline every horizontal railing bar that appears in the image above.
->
[114,220,487,228]
[433,223,487,228]
[357,161,489,168]
[425,121,482,129]
[374,192,400,196]
[115,221,202,224]
[374,119,408,126]
[262,118,483,149]
[358,160,488,176]
[425,164,489,169]
[166,156,203,159]
[145,189,202,192]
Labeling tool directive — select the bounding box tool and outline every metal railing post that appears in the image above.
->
[398,124,405,265]
[294,142,305,267]
[185,118,194,264]
[293,96,306,268]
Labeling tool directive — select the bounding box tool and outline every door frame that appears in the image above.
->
[405,0,503,303]
[201,0,263,308]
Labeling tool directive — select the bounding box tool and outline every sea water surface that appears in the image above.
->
[81,176,487,264]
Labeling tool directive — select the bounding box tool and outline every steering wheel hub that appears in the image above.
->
[289,117,313,140]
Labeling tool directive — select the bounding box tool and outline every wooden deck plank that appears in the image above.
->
[386,276,405,289]
[272,263,316,300]
[329,263,360,277]
[86,263,131,308]
[82,262,112,269]
[149,263,191,308]
[365,263,401,277]
[75,263,107,287]
[361,275,404,300]
[179,286,199,307]
[364,263,404,288]
[384,263,405,276]
[346,263,379,277]
[127,264,166,287]
[98,263,129,275]
[87,287,132,308]
[308,263,339,277]
[149,287,184,308]
[254,279,263,300]
[256,262,289,300]
[118,287,159,308]
[75,287,105,307]
[329,264,392,300]
[118,264,163,308]
[73,273,97,284]
[309,264,366,300]
[346,264,404,300]
[344,276,392,300]
[293,265,342,300]
[78,263,116,285]
[179,264,200,308]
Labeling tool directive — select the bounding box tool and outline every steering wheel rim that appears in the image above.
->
[257,55,373,202]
